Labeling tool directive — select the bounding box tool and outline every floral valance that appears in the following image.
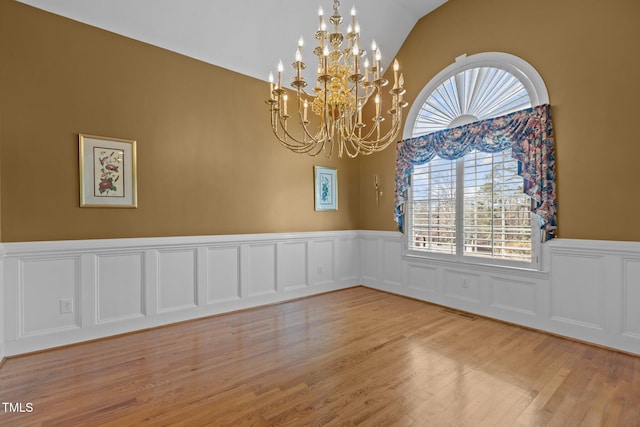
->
[395,104,557,240]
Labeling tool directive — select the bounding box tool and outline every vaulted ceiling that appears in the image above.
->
[17,0,447,83]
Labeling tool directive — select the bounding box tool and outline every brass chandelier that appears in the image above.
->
[266,0,408,158]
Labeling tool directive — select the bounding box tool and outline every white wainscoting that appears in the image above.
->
[360,231,640,356]
[0,245,5,360]
[3,231,640,358]
[1,231,360,356]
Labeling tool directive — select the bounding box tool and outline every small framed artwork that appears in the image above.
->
[79,134,138,208]
[314,166,338,211]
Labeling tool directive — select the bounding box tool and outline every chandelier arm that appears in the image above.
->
[270,92,328,151]
[294,91,338,148]
[271,104,341,156]
[271,101,403,158]
[352,117,402,151]
[271,113,319,153]
[271,127,317,153]
[338,107,370,158]
[352,84,377,102]
[359,124,400,149]
[338,114,357,152]
[308,141,329,157]
[352,113,401,149]
[299,88,317,98]
[342,137,363,158]
[357,117,384,141]
[347,94,368,143]
[274,128,319,153]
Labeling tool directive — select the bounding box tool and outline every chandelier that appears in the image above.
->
[266,0,408,158]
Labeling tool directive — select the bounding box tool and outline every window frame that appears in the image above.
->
[402,52,549,271]
[406,156,541,270]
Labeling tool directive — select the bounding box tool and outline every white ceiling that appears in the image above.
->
[17,0,447,83]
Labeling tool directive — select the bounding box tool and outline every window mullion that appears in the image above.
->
[455,156,465,259]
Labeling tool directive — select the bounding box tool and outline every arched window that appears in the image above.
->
[401,53,551,268]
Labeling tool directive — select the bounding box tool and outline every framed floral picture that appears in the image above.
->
[314,166,338,211]
[79,134,137,208]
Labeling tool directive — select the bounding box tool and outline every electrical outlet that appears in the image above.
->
[462,277,470,288]
[60,298,73,314]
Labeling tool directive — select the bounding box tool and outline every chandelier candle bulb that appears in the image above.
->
[375,49,381,80]
[268,72,275,100]
[303,99,308,122]
[277,60,283,89]
[364,57,369,82]
[323,45,329,74]
[398,73,407,106]
[393,59,399,89]
[283,93,288,116]
[353,45,359,74]
[295,48,302,80]
[319,7,327,48]
[297,38,304,64]
[350,6,356,30]
[316,63,323,84]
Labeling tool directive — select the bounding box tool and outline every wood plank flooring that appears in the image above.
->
[1,286,639,426]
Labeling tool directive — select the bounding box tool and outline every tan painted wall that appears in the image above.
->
[0,1,360,242]
[360,0,640,241]
[2,0,640,243]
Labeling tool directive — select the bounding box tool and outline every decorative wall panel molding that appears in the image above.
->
[310,239,334,286]
[207,246,241,304]
[96,252,145,324]
[157,249,198,313]
[20,256,81,337]
[550,252,604,329]
[623,258,640,338]
[489,275,537,316]
[277,241,308,291]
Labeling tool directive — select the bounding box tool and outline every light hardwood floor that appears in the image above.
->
[1,286,639,426]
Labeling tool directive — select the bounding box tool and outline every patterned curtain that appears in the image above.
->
[395,104,557,240]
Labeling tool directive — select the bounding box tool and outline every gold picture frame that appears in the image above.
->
[79,134,138,208]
